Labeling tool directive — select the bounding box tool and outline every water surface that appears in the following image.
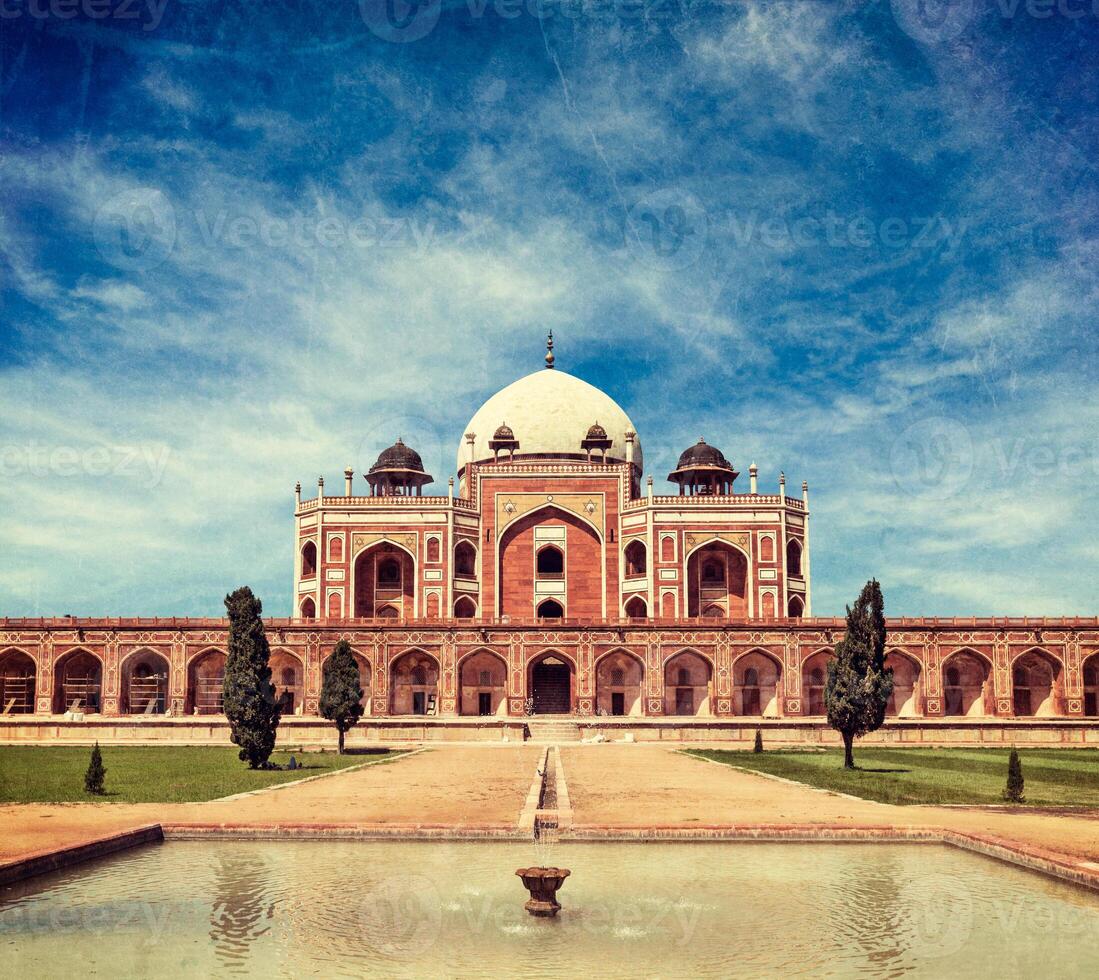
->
[2,841,1097,978]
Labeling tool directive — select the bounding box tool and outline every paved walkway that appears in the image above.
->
[0,746,539,863]
[5,744,1099,883]
[562,744,1099,862]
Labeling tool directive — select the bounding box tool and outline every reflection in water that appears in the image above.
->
[1,841,1097,978]
[209,850,273,970]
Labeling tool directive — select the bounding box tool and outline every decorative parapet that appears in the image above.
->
[623,493,806,511]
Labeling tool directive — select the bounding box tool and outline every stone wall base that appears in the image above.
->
[1,716,1096,747]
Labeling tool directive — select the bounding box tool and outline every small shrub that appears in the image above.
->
[84,742,106,795]
[753,728,764,753]
[1003,748,1025,804]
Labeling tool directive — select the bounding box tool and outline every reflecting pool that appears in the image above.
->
[2,842,1098,977]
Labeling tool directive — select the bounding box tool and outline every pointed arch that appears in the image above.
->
[1083,651,1099,717]
[732,648,782,717]
[457,648,507,716]
[1010,647,1063,717]
[454,595,477,619]
[187,647,226,715]
[53,648,102,714]
[786,537,803,577]
[801,648,832,716]
[941,648,992,717]
[884,649,922,717]
[624,595,648,619]
[270,648,305,716]
[119,647,170,715]
[0,648,37,714]
[536,598,564,619]
[454,540,477,577]
[685,539,749,618]
[535,544,564,576]
[301,539,317,578]
[353,540,417,619]
[663,649,713,717]
[595,648,644,717]
[527,649,576,714]
[390,649,440,715]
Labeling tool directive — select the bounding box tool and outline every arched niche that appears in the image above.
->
[458,650,507,717]
[187,649,226,715]
[802,650,831,716]
[664,650,712,717]
[1011,649,1063,717]
[942,650,992,717]
[390,650,439,716]
[120,649,170,715]
[686,542,748,618]
[734,650,781,717]
[54,649,103,714]
[0,649,37,714]
[885,651,922,717]
[595,650,644,717]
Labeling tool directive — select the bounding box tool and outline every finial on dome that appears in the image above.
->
[545,331,555,369]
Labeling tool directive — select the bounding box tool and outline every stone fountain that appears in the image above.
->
[515,866,571,917]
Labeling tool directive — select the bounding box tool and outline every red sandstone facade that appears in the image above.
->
[2,347,1098,729]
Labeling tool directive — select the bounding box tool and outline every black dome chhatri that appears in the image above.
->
[488,422,520,461]
[366,438,433,497]
[370,438,426,475]
[675,438,731,470]
[581,420,613,461]
[668,438,739,496]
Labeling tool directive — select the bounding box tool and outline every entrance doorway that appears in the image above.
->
[611,692,625,716]
[532,658,571,714]
[478,692,492,716]
[412,691,425,715]
[675,688,693,716]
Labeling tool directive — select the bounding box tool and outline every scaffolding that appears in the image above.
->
[62,677,101,713]
[128,673,167,714]
[194,672,224,714]
[0,674,35,714]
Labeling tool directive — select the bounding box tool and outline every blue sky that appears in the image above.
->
[2,1,1097,617]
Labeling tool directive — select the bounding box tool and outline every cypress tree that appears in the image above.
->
[753,728,764,753]
[84,741,106,794]
[825,579,893,769]
[1003,748,1026,803]
[222,586,281,769]
[319,639,365,754]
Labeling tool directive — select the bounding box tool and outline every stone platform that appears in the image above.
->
[1,714,1097,747]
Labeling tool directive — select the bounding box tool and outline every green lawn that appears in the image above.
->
[684,747,1099,807]
[0,746,401,804]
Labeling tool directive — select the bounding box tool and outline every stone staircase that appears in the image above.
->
[525,718,583,743]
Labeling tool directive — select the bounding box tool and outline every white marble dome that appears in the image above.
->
[458,369,643,473]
